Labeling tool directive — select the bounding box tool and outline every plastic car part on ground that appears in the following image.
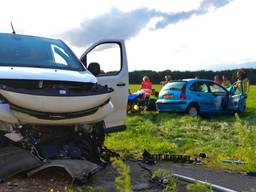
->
[0,143,103,184]
[27,160,101,184]
[0,144,103,184]
[0,146,43,182]
[222,159,245,164]
[142,150,207,165]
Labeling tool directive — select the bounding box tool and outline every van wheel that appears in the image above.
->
[187,104,199,117]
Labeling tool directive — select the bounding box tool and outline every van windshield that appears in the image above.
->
[0,34,84,71]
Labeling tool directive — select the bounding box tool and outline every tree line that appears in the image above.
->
[129,68,256,84]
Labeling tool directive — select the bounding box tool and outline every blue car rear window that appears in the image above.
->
[0,34,84,71]
[162,81,186,91]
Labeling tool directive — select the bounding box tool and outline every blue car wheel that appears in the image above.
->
[186,104,199,117]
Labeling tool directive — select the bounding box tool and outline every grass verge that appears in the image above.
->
[106,86,256,172]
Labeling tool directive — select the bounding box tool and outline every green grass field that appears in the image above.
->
[106,85,256,172]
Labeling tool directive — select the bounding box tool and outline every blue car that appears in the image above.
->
[156,79,246,116]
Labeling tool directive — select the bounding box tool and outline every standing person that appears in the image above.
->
[213,75,222,85]
[235,69,250,96]
[140,76,153,97]
[221,75,231,88]
[161,75,172,86]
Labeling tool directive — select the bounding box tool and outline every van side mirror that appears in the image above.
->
[88,62,100,76]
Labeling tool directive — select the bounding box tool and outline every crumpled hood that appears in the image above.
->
[0,67,97,83]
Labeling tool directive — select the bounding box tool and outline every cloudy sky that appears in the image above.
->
[0,0,256,71]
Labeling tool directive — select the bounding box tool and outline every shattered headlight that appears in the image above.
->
[0,94,7,104]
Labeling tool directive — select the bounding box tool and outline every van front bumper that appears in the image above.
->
[0,101,113,126]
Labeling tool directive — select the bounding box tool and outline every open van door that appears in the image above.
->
[80,40,128,133]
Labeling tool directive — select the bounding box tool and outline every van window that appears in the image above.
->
[86,43,121,75]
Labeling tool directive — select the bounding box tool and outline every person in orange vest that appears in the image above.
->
[140,76,153,98]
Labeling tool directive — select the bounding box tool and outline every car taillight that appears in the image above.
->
[179,85,186,100]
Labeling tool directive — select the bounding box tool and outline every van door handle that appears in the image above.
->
[117,82,126,86]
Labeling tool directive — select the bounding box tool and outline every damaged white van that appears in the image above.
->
[0,33,128,181]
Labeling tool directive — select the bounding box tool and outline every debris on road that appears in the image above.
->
[0,146,43,182]
[27,160,101,184]
[142,149,207,165]
[223,160,245,164]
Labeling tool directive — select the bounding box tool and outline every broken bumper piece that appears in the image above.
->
[0,147,102,184]
[27,160,101,184]
[0,146,43,182]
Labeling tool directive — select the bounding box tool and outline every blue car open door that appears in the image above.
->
[208,82,229,113]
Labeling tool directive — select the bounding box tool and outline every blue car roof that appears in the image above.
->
[174,79,214,83]
[182,79,211,81]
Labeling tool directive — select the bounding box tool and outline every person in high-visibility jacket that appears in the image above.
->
[234,69,250,96]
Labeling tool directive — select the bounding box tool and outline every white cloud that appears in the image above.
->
[0,0,202,36]
[0,0,255,71]
[125,0,256,71]
[132,0,202,13]
[0,0,116,35]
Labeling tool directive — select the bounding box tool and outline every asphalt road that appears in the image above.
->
[156,162,256,192]
[0,161,255,192]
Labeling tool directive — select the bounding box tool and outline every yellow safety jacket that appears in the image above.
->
[235,78,250,95]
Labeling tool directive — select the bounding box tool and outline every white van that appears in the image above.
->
[0,33,128,164]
